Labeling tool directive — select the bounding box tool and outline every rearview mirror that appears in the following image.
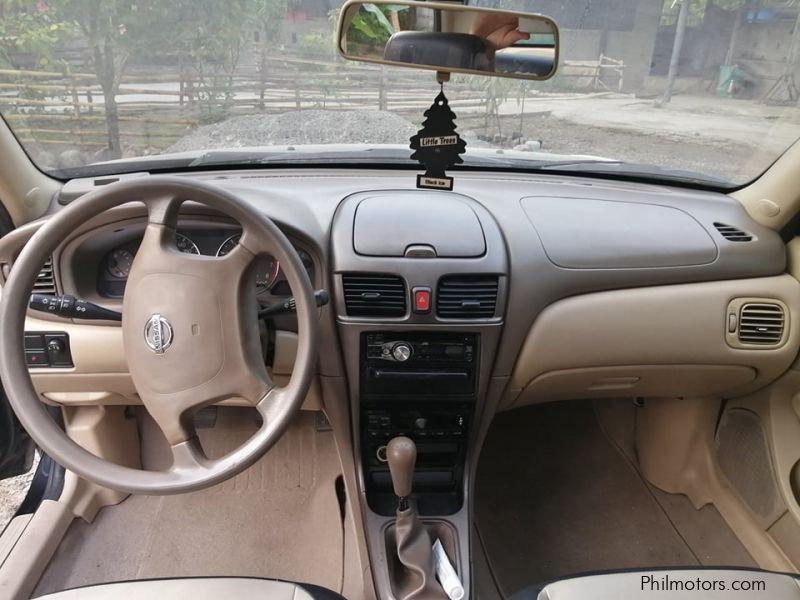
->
[336,0,559,81]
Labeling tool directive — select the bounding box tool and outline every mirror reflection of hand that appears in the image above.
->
[470,14,530,50]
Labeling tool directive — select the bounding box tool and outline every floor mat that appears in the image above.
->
[474,400,755,597]
[35,410,344,596]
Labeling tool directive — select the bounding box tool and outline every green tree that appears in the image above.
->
[46,0,173,158]
[254,0,292,111]
[0,2,72,69]
[3,1,283,155]
[169,0,261,120]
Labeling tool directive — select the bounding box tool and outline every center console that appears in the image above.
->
[361,332,478,515]
[331,190,509,599]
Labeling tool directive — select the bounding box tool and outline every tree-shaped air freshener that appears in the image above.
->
[409,88,467,191]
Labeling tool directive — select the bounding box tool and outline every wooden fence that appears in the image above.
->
[0,54,490,157]
[0,49,624,164]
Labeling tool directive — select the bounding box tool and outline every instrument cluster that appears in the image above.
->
[97,228,313,299]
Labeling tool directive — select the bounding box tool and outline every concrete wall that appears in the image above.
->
[558,0,662,91]
[732,17,799,92]
[558,29,603,61]
[650,8,800,97]
[736,18,796,64]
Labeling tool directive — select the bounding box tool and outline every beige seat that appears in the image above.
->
[513,569,800,600]
[34,577,344,600]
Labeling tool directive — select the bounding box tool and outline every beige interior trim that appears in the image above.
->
[58,405,138,521]
[0,514,32,566]
[514,364,757,405]
[734,139,800,231]
[273,374,323,411]
[273,330,299,376]
[320,374,378,600]
[786,237,800,303]
[763,373,800,527]
[36,577,323,600]
[272,330,322,411]
[0,118,59,226]
[25,314,136,406]
[38,377,322,411]
[717,368,800,569]
[538,569,800,600]
[0,500,74,600]
[502,275,800,411]
[636,397,795,572]
[25,316,127,374]
[26,322,318,409]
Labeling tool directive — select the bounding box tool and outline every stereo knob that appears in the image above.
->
[392,342,412,362]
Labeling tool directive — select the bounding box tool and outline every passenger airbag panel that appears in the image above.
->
[522,196,718,268]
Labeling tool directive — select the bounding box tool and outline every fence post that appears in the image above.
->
[379,68,387,110]
[65,64,83,146]
[663,0,689,104]
[179,56,185,108]
[259,34,267,111]
[594,53,603,91]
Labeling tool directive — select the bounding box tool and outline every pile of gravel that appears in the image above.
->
[167,110,419,153]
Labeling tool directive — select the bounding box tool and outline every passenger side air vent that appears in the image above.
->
[436,275,499,319]
[738,302,785,345]
[342,273,406,317]
[33,257,56,294]
[714,222,753,242]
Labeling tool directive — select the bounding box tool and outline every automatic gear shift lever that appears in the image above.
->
[387,436,416,510]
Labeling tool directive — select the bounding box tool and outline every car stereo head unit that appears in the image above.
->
[361,332,478,401]
[365,333,475,364]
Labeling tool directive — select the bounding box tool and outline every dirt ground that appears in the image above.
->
[454,91,800,185]
[520,114,754,183]
[459,111,756,184]
[0,453,38,532]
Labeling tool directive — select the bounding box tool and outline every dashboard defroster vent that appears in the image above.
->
[714,222,753,242]
[738,303,785,345]
[437,275,499,319]
[342,273,406,317]
[33,257,56,295]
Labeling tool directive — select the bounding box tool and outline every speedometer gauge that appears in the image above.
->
[216,234,280,291]
[175,232,200,254]
[216,234,239,258]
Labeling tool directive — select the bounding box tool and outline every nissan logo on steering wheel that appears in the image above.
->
[144,313,173,354]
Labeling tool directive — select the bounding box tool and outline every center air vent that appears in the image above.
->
[436,275,499,319]
[342,273,406,317]
[738,302,785,345]
[33,257,56,294]
[714,222,753,242]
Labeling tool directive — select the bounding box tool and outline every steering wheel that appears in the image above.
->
[0,177,319,494]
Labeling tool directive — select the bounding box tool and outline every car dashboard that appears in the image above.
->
[0,168,798,586]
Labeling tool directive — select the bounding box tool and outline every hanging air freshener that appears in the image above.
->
[409,86,467,191]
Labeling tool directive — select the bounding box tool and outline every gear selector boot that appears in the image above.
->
[386,437,448,600]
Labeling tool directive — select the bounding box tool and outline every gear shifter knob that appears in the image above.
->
[387,436,416,499]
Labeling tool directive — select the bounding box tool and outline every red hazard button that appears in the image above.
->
[413,287,431,314]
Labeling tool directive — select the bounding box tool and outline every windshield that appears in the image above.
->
[0,0,797,188]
